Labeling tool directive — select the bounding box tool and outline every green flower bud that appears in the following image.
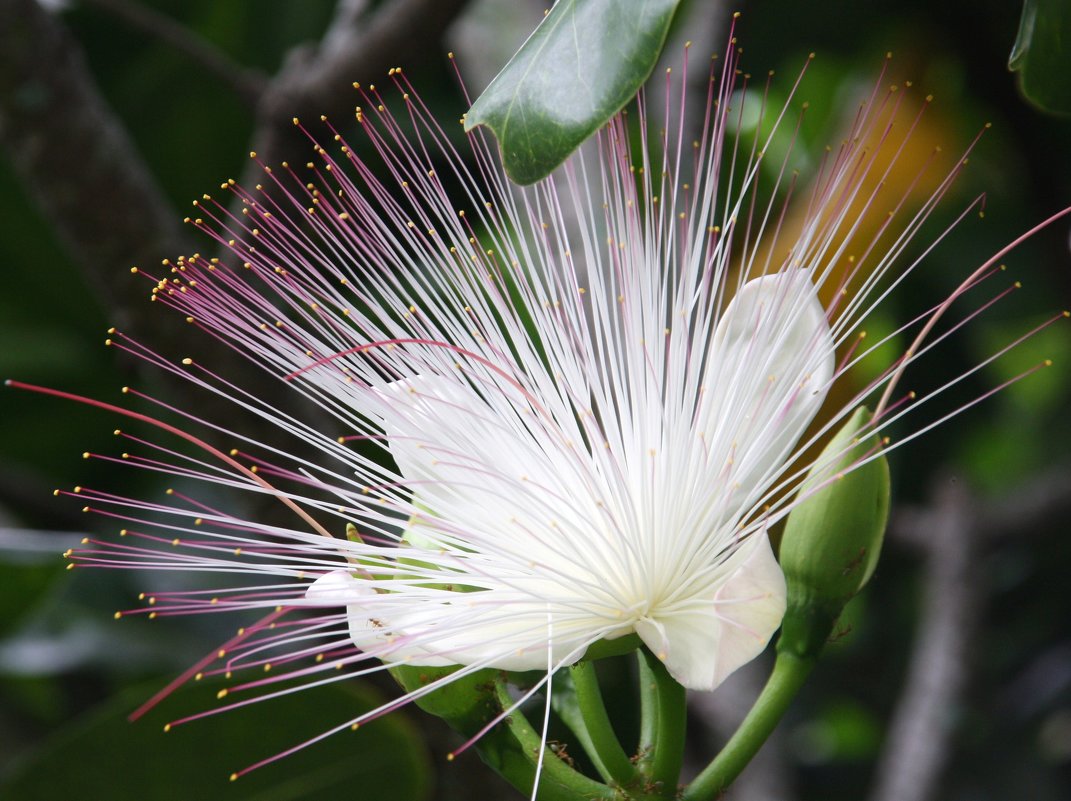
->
[778,406,890,658]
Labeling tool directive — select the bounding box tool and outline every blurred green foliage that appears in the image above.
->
[2,679,432,801]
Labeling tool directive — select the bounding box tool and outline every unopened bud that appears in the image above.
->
[778,406,890,658]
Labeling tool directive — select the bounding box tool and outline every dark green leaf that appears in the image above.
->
[465,0,684,184]
[1009,0,1071,115]
[1,679,432,801]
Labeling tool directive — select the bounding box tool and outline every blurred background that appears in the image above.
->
[1,0,1069,799]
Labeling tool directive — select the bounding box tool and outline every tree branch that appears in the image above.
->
[265,0,470,123]
[871,466,1071,801]
[977,467,1071,541]
[0,0,189,336]
[869,477,978,801]
[247,0,472,175]
[0,0,472,343]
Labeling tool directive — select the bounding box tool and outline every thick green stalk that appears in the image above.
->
[568,661,638,785]
[636,650,659,776]
[478,679,618,801]
[635,649,687,797]
[682,650,816,801]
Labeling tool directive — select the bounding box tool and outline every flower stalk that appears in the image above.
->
[683,649,816,801]
[566,661,637,786]
[686,406,893,799]
[483,678,618,801]
[636,649,687,796]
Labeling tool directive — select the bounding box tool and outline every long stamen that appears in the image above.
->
[873,205,1071,418]
[7,380,334,541]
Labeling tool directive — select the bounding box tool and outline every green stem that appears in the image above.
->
[636,649,687,796]
[477,678,618,801]
[682,650,816,801]
[569,661,638,785]
[636,650,659,776]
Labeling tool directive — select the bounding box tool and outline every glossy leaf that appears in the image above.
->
[1009,0,1071,115]
[1,679,432,801]
[465,0,684,184]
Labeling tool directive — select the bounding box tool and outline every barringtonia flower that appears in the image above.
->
[16,44,1066,778]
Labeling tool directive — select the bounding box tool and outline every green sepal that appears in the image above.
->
[395,514,445,578]
[581,632,641,661]
[465,0,684,184]
[778,406,890,658]
[389,663,500,732]
[391,665,625,800]
[344,522,392,582]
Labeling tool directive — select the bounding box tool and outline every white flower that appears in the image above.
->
[306,265,830,689]
[44,50,1059,771]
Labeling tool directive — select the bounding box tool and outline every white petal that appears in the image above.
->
[305,569,361,605]
[306,570,457,666]
[306,570,611,670]
[378,374,552,516]
[376,375,474,491]
[378,374,605,584]
[700,271,835,519]
[363,594,593,670]
[634,531,786,690]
